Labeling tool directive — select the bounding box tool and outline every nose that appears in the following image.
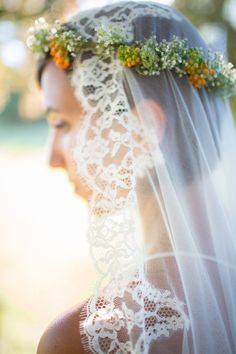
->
[47,130,66,169]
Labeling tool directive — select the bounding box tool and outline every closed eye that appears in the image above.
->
[46,109,70,130]
[53,121,69,129]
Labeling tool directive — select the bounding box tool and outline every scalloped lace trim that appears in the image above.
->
[80,273,189,354]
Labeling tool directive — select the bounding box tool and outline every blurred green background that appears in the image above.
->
[0,0,236,353]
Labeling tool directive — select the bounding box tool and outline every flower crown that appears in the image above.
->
[27,17,236,97]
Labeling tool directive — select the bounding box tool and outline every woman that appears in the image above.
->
[28,1,236,353]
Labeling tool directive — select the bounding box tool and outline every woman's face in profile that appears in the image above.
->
[41,59,166,211]
[41,60,92,200]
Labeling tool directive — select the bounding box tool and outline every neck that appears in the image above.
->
[136,180,172,257]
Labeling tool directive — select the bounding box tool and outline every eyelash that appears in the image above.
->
[53,121,69,130]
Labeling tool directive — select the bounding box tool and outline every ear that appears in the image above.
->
[131,98,166,143]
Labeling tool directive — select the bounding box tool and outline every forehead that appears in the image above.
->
[41,60,82,114]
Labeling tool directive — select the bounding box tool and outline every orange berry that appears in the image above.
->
[203,68,209,75]
[54,51,59,58]
[54,58,61,66]
[54,56,70,69]
[60,60,70,69]
[50,47,57,56]
[55,56,63,64]
[50,39,58,50]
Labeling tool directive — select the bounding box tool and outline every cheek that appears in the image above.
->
[65,127,93,199]
[63,128,81,178]
[65,131,77,173]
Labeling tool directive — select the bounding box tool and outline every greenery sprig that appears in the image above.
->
[27,17,236,97]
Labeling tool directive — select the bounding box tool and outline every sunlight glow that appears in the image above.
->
[77,0,174,11]
[1,40,27,68]
[0,148,96,320]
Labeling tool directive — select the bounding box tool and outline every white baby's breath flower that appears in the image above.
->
[51,27,57,35]
[34,17,48,30]
[28,26,35,34]
[96,23,124,47]
[37,17,46,25]
[26,35,34,48]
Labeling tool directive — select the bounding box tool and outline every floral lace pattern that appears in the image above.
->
[71,49,152,289]
[70,1,183,43]
[69,2,188,353]
[71,51,154,216]
[80,273,189,354]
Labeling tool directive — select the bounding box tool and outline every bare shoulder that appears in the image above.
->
[36,301,87,354]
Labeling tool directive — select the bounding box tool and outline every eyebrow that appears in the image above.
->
[45,108,64,125]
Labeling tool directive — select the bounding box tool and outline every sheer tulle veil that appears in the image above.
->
[59,1,236,353]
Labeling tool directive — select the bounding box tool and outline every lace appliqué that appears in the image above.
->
[70,50,154,298]
[70,1,183,42]
[71,51,154,217]
[68,4,185,354]
[80,274,189,354]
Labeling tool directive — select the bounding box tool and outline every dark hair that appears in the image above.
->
[36,53,74,87]
[36,55,50,86]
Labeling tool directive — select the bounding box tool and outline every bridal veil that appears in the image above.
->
[47,2,236,353]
